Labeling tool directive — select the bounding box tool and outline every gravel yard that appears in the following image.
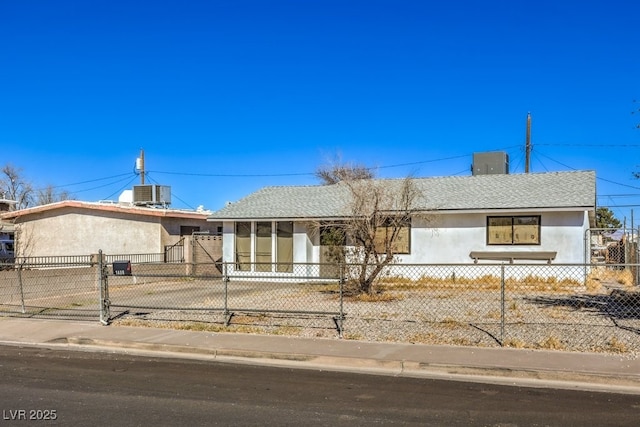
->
[3,263,639,355]
[110,277,640,355]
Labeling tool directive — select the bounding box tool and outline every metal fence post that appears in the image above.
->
[500,263,505,346]
[338,262,345,338]
[636,227,640,287]
[17,263,25,314]
[98,250,110,325]
[223,262,231,325]
[190,234,196,278]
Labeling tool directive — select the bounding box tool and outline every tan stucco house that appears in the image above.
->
[1,200,219,257]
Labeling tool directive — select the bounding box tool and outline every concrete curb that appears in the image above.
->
[1,318,638,395]
[32,336,640,396]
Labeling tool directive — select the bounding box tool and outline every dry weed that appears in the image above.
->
[353,292,401,302]
[587,267,635,291]
[616,269,635,287]
[271,326,302,336]
[606,336,628,353]
[503,338,526,349]
[506,275,581,292]
[538,336,565,350]
[381,273,585,294]
[440,317,464,328]
[485,310,501,320]
[343,333,364,340]
[450,337,474,346]
[546,306,569,320]
[113,319,264,335]
[407,332,438,344]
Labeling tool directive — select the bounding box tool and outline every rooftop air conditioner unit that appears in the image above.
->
[472,152,509,176]
[133,185,171,206]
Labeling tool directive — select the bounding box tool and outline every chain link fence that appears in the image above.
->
[2,253,639,353]
[345,262,639,353]
[0,255,98,319]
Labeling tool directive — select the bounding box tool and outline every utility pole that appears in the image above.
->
[525,113,532,173]
[139,149,145,185]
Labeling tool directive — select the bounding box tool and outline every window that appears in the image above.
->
[373,219,411,254]
[487,216,540,245]
[276,221,293,273]
[235,221,295,273]
[235,222,251,270]
[255,221,272,272]
[180,226,200,236]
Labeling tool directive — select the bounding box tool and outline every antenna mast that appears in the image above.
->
[525,113,532,173]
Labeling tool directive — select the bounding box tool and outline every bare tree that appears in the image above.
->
[315,156,374,185]
[1,164,74,208]
[0,164,33,210]
[315,164,423,295]
[36,185,75,205]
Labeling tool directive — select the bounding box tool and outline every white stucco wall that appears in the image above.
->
[393,211,588,264]
[221,221,236,263]
[217,210,590,273]
[293,222,314,263]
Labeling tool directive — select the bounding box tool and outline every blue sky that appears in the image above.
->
[2,1,639,223]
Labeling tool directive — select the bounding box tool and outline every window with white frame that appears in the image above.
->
[235,221,295,272]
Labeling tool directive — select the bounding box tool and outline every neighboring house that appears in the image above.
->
[207,171,596,275]
[0,200,218,257]
[0,220,14,242]
[0,197,17,214]
[0,198,16,261]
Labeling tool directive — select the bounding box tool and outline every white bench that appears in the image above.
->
[469,251,557,264]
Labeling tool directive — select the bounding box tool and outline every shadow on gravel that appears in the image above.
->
[525,289,640,334]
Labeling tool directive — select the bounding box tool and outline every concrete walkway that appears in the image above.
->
[1,317,639,394]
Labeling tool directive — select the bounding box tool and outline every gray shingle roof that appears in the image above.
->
[208,171,596,220]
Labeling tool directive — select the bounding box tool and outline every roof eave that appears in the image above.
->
[208,206,595,222]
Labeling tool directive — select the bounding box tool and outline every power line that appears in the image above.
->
[146,173,196,210]
[147,147,522,178]
[148,170,315,178]
[102,175,140,201]
[38,173,135,190]
[535,143,640,148]
[532,151,578,171]
[23,143,640,209]
[597,176,640,191]
[375,153,479,170]
[534,150,640,191]
[71,175,140,195]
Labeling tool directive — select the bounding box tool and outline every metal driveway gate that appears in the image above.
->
[0,255,99,320]
[99,256,345,335]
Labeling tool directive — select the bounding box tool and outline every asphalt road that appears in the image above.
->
[0,345,638,426]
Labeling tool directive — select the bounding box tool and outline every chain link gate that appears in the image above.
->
[0,255,99,319]
[587,227,639,279]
